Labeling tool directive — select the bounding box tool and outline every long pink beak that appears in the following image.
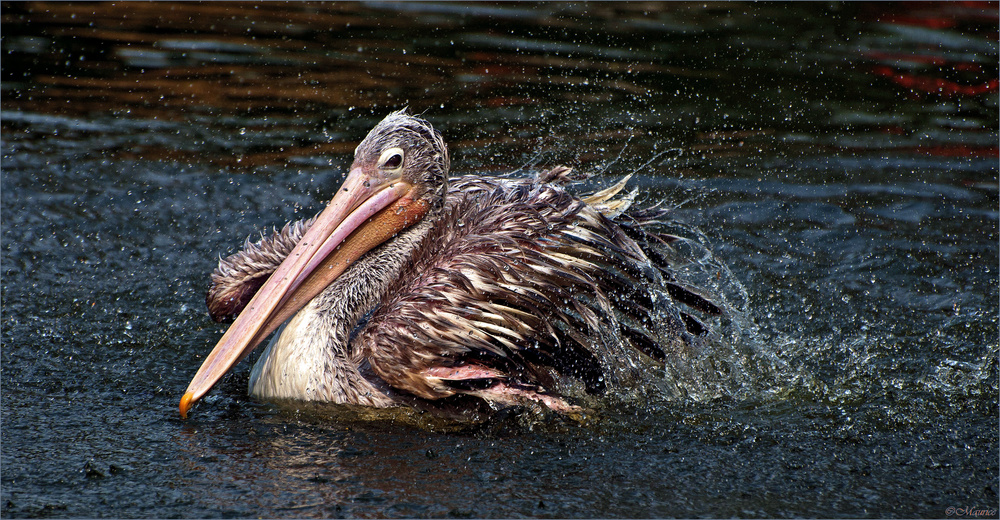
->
[180,166,417,418]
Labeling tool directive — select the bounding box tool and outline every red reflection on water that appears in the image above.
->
[870,65,999,97]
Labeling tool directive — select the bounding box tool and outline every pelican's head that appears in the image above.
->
[352,110,449,212]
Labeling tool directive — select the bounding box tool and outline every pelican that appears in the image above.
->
[180,110,724,418]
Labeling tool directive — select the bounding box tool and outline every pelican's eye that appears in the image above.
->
[379,147,404,170]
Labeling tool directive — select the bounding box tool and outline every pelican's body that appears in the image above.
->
[181,111,725,417]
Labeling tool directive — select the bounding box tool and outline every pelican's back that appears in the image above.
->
[356,174,723,408]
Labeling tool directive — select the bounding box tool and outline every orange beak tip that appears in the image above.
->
[179,392,194,419]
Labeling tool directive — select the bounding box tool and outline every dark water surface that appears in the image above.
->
[2,2,998,518]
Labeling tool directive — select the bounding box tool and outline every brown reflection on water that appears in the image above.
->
[5,3,441,117]
[3,2,746,164]
[4,2,698,116]
[2,1,863,171]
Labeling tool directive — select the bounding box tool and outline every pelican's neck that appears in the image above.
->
[248,218,434,406]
